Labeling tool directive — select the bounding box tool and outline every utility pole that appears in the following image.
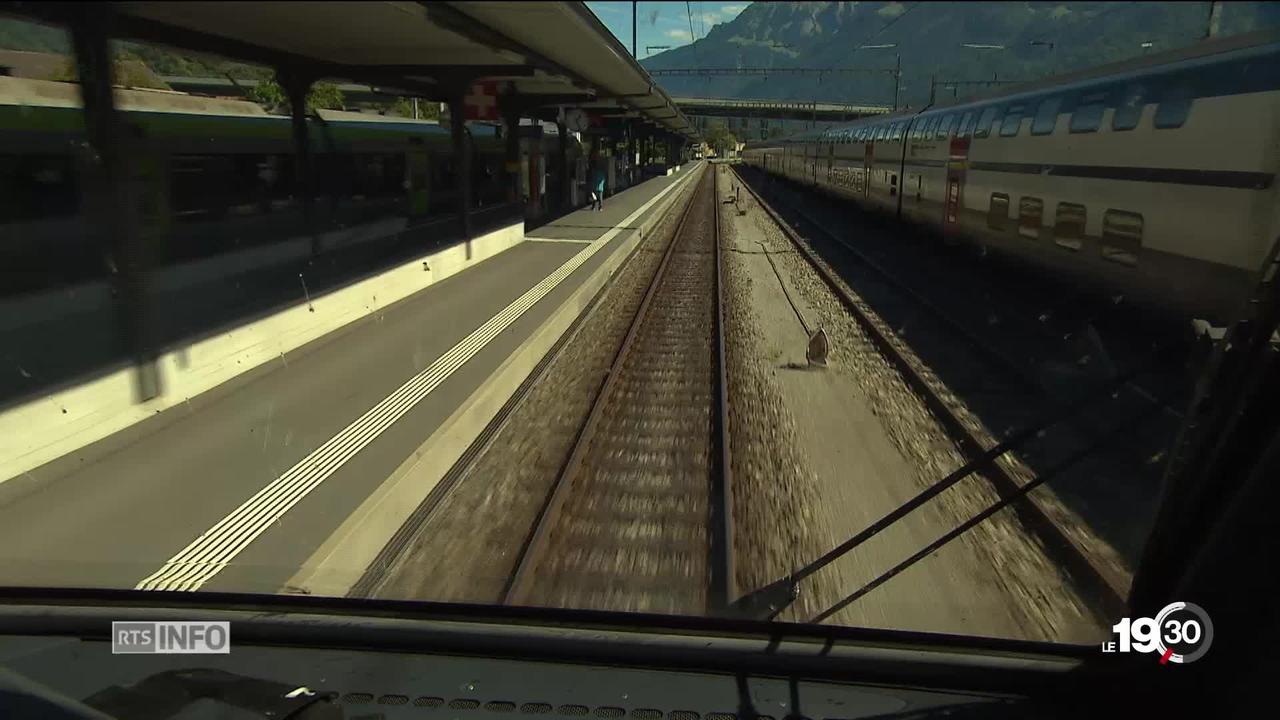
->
[858,44,900,111]
[632,1,638,57]
[893,53,901,111]
[1206,1,1222,38]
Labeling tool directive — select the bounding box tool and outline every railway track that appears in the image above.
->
[727,163,1141,624]
[503,166,734,615]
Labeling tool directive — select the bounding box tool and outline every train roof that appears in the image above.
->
[925,26,1280,114]
[751,26,1280,148]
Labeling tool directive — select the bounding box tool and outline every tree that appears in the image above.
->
[49,50,170,90]
[306,81,345,111]
[375,96,441,120]
[702,120,737,157]
[246,70,345,114]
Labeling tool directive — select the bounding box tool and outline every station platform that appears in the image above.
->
[0,162,702,595]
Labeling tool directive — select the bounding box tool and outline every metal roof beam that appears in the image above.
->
[360,64,537,81]
[424,3,593,93]
[499,93,599,114]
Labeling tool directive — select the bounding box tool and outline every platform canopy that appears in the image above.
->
[22,1,698,140]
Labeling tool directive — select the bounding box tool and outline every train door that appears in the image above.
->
[826,142,835,184]
[862,139,873,198]
[527,149,543,218]
[943,135,971,238]
[407,144,430,217]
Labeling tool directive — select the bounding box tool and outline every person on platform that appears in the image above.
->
[590,155,606,212]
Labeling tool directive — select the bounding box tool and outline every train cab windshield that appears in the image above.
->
[0,4,1278,717]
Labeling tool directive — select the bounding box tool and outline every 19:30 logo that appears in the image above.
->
[1103,602,1214,664]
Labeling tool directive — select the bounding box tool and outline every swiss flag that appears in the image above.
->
[464,81,499,121]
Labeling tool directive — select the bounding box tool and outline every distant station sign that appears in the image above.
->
[464,81,499,121]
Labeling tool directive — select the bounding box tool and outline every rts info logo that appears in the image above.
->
[1102,602,1213,665]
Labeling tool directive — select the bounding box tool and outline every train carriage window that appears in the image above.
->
[874,125,888,141]
[999,105,1025,136]
[0,154,80,222]
[1112,84,1146,131]
[1031,97,1062,135]
[923,116,940,140]
[1018,197,1044,239]
[1070,91,1108,133]
[891,123,905,141]
[934,114,956,140]
[987,193,1010,230]
[1101,209,1143,266]
[957,111,976,138]
[1054,203,1086,251]
[974,106,999,138]
[1154,85,1194,129]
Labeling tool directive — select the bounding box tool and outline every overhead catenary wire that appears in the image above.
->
[810,401,1164,623]
[686,1,702,83]
[849,1,922,60]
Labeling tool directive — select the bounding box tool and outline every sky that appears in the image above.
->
[585,1,749,58]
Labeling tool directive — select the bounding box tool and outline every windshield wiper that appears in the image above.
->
[811,401,1160,623]
[730,345,1179,622]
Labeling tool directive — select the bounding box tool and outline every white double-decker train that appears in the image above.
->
[741,30,1280,323]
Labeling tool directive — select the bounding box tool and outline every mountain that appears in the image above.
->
[639,1,1280,108]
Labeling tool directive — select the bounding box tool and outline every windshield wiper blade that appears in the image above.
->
[810,402,1161,623]
[730,344,1177,622]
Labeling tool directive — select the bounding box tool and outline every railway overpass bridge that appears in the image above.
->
[671,96,892,139]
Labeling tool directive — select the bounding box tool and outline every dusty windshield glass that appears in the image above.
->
[0,2,1277,646]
